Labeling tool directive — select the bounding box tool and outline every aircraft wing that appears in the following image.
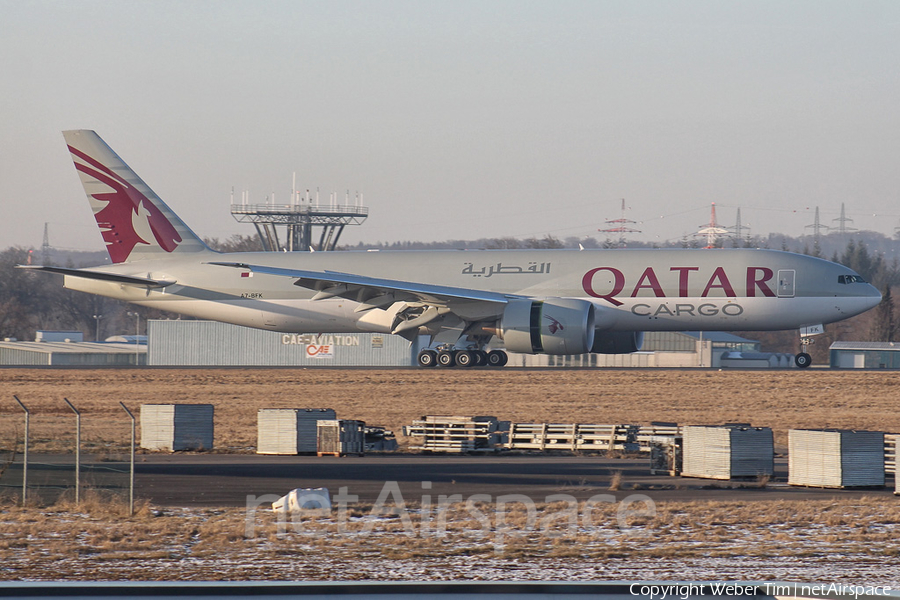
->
[16,265,176,288]
[207,261,522,308]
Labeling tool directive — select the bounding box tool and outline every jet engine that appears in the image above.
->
[500,299,595,355]
[591,331,644,354]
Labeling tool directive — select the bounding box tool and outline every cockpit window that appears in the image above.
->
[838,275,867,284]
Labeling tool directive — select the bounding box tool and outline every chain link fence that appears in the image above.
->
[0,396,135,512]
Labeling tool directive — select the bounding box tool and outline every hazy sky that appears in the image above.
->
[2,1,900,254]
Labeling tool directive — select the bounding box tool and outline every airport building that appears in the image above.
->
[0,338,146,366]
[0,323,774,368]
[145,321,765,369]
[829,341,900,369]
[146,320,421,367]
[513,331,763,368]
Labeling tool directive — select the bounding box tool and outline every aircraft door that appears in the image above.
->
[777,270,795,298]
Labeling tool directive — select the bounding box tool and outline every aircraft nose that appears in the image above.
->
[863,284,882,310]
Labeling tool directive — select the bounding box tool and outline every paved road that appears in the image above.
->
[8,453,891,506]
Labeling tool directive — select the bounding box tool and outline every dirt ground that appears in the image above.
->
[0,367,897,451]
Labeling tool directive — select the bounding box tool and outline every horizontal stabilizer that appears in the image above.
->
[16,265,176,288]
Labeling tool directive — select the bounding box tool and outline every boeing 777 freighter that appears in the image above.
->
[20,131,882,368]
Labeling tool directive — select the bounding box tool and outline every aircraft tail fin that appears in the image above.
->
[62,130,211,264]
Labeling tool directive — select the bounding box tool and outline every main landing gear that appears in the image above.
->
[417,348,508,368]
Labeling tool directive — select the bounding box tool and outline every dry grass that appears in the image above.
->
[0,368,898,452]
[1,494,899,580]
[607,471,623,491]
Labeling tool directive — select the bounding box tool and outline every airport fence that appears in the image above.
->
[0,396,136,513]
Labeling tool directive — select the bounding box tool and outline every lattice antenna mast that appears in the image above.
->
[805,206,830,242]
[41,222,51,266]
[694,202,729,248]
[597,198,641,247]
[730,207,751,243]
[831,203,857,236]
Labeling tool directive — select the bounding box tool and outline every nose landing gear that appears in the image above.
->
[794,350,812,368]
[795,324,823,369]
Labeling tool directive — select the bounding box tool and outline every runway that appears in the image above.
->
[8,453,892,506]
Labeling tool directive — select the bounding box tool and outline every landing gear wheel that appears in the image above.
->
[487,350,508,367]
[455,350,475,367]
[795,352,812,369]
[473,350,488,367]
[437,350,456,367]
[417,349,438,368]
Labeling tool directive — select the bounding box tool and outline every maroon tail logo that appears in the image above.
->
[545,314,564,334]
[69,145,182,263]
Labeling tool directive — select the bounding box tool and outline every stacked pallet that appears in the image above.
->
[403,416,507,452]
[140,404,214,451]
[634,422,681,449]
[789,429,885,488]
[681,425,774,480]
[886,433,897,475]
[506,423,637,452]
[316,420,365,456]
[257,408,336,455]
[364,426,399,452]
[889,434,899,496]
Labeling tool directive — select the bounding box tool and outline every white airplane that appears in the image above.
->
[21,130,881,368]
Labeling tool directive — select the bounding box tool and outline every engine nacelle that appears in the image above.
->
[591,331,644,354]
[500,299,595,355]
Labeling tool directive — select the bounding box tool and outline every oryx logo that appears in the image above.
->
[545,314,564,334]
[69,145,182,263]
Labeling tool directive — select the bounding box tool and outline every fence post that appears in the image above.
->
[12,395,29,506]
[63,398,81,504]
[119,402,135,516]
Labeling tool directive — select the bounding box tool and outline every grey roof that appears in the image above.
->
[0,341,146,355]
[720,351,777,360]
[680,331,759,344]
[830,341,900,351]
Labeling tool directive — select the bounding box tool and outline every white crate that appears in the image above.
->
[682,425,773,480]
[140,404,213,451]
[257,408,336,454]
[789,429,885,488]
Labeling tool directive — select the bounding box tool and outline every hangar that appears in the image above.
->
[520,331,763,368]
[0,339,145,366]
[146,320,420,366]
[829,341,900,369]
[0,322,766,368]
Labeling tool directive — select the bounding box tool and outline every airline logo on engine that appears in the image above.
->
[581,266,776,307]
[545,314,564,334]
